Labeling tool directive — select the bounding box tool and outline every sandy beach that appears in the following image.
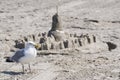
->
[0,0,120,80]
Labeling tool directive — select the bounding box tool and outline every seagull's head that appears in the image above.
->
[26,41,41,49]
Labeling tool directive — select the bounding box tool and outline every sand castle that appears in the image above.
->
[12,12,116,53]
[0,5,116,54]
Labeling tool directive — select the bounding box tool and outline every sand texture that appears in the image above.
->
[0,0,120,80]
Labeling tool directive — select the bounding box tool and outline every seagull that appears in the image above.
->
[6,41,40,73]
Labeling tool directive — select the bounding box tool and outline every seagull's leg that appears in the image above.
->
[22,64,25,73]
[28,63,31,73]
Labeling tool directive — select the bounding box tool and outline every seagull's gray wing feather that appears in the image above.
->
[11,49,25,62]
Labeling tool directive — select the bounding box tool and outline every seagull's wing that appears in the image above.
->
[11,49,25,62]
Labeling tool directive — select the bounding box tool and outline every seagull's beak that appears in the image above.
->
[34,43,41,49]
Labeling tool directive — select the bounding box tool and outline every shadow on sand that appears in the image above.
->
[1,71,24,75]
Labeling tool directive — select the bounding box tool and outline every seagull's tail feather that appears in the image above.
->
[5,57,14,62]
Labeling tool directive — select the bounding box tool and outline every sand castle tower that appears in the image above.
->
[48,6,67,41]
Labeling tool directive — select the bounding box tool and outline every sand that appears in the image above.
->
[0,0,120,80]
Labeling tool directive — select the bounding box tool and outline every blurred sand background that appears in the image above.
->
[0,0,120,80]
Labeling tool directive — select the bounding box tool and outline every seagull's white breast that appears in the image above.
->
[19,47,37,64]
